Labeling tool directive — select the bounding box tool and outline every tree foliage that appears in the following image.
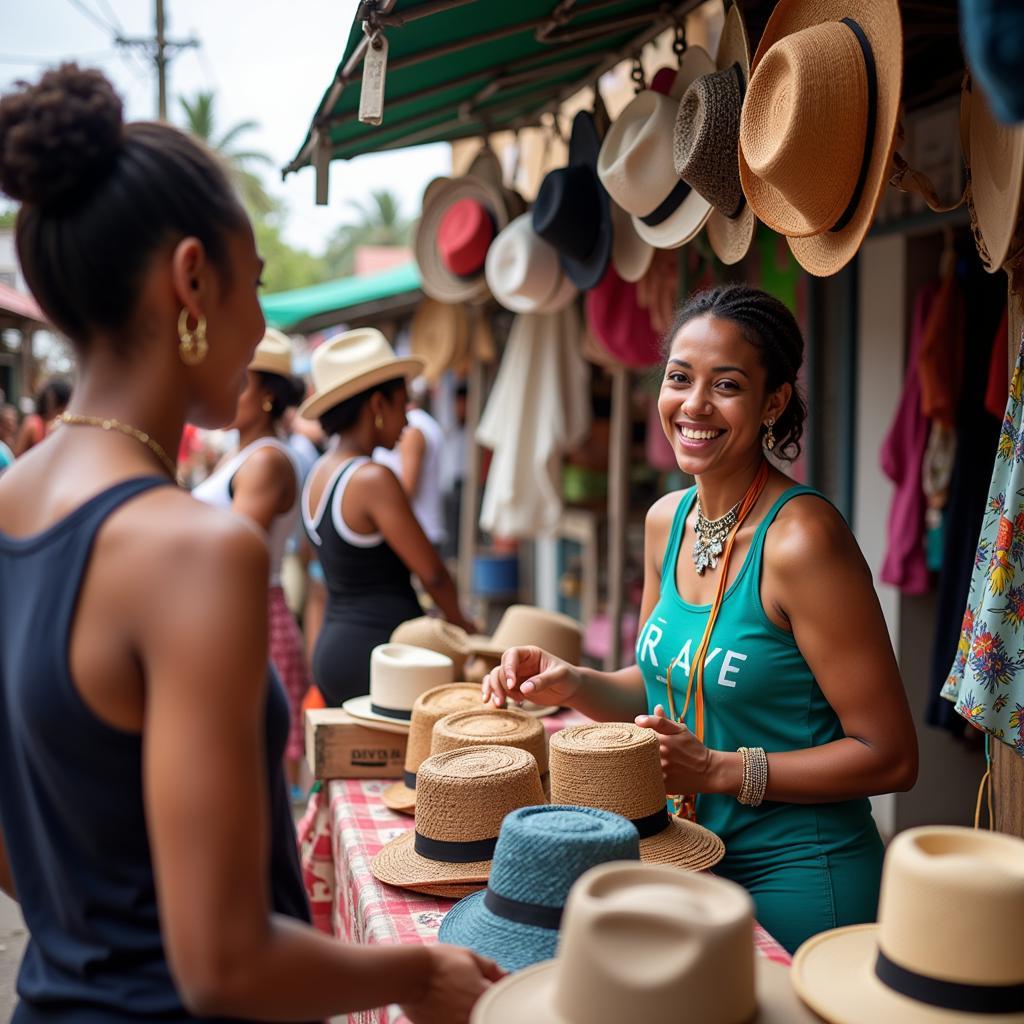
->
[323,189,412,278]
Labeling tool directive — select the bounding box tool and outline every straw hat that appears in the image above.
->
[432,708,548,776]
[484,214,578,315]
[341,643,455,734]
[390,616,471,674]
[609,198,655,283]
[298,329,423,421]
[737,0,903,277]
[249,327,294,377]
[674,4,756,265]
[381,683,486,814]
[549,723,724,871]
[792,826,1024,1023]
[408,299,470,384]
[439,805,640,972]
[597,46,716,250]
[470,605,583,663]
[371,745,546,890]
[471,861,818,1023]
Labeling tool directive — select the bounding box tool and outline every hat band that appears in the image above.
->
[631,806,670,839]
[875,952,1024,1014]
[414,830,498,864]
[483,885,563,930]
[370,703,413,721]
[829,19,877,234]
[403,770,417,789]
[640,178,692,228]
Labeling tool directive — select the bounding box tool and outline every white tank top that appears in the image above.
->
[192,437,301,586]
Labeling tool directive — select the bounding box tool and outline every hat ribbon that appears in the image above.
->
[403,770,417,789]
[640,177,692,227]
[370,702,413,721]
[483,886,564,930]
[875,951,1024,1014]
[725,62,747,220]
[414,831,498,863]
[630,805,670,839]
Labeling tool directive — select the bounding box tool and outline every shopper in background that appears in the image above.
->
[0,403,17,469]
[13,376,71,455]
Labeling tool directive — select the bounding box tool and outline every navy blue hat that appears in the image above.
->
[963,0,1024,124]
[438,804,640,972]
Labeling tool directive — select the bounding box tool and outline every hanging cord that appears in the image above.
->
[973,733,994,830]
[630,52,646,94]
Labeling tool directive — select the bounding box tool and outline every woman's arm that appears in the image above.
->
[0,829,15,901]
[230,446,296,533]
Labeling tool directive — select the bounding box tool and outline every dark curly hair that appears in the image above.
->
[0,64,246,352]
[255,371,306,422]
[664,284,808,461]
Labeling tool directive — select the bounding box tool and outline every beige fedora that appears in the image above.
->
[471,861,817,1024]
[738,0,903,277]
[484,214,578,315]
[298,328,423,421]
[407,298,470,384]
[432,708,548,776]
[549,723,724,871]
[390,616,471,674]
[341,643,454,734]
[470,605,583,663]
[381,683,485,814]
[249,327,294,377]
[610,198,655,283]
[597,46,715,250]
[371,745,546,890]
[792,826,1024,1023]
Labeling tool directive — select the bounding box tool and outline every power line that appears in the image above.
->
[61,0,119,35]
[92,0,125,33]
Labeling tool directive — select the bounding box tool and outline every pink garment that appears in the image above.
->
[880,281,940,594]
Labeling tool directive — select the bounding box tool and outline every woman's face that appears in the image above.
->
[376,384,409,450]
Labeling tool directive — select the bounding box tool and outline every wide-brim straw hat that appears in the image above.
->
[791,826,1024,1023]
[382,683,488,814]
[484,214,578,315]
[408,298,470,383]
[390,616,471,674]
[469,604,584,663]
[372,745,546,889]
[471,862,818,1024]
[432,708,548,775]
[737,0,902,277]
[298,328,423,421]
[249,327,294,377]
[549,723,724,871]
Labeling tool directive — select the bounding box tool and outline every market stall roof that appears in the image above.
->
[260,260,422,334]
[0,281,47,329]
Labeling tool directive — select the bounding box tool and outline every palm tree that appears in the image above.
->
[324,190,412,277]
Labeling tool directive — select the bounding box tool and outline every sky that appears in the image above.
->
[0,0,451,254]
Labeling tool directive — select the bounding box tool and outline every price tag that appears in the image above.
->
[359,31,388,126]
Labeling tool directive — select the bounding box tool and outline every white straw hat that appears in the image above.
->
[249,327,294,377]
[484,214,578,315]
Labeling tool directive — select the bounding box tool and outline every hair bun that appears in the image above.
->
[0,64,123,209]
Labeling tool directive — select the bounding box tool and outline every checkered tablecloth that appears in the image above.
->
[297,709,791,1024]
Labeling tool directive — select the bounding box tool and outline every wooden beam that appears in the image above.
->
[605,365,631,670]
[458,322,485,603]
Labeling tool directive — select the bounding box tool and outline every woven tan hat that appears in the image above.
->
[371,745,546,889]
[737,0,902,277]
[382,683,486,814]
[249,327,294,377]
[549,723,723,871]
[432,708,548,775]
[470,605,583,663]
[390,616,471,674]
[407,298,470,384]
[792,826,1024,1023]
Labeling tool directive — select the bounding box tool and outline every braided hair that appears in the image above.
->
[665,284,808,461]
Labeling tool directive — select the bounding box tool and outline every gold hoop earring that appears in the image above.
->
[177,308,208,366]
[764,418,776,452]
[262,398,274,413]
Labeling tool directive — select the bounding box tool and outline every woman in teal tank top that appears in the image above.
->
[483,285,918,953]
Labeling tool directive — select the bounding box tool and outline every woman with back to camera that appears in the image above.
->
[13,376,71,455]
[484,284,919,953]
[300,329,475,707]
[0,65,499,1023]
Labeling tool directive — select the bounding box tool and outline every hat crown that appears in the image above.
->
[532,165,601,261]
[310,328,400,396]
[369,643,455,714]
[403,684,484,773]
[437,198,495,276]
[249,327,294,376]
[489,604,584,663]
[484,214,570,313]
[432,707,548,774]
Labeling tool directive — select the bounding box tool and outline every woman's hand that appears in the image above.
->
[635,705,730,796]
[400,945,503,1024]
[481,646,582,709]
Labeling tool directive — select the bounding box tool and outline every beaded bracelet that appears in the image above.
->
[737,746,768,807]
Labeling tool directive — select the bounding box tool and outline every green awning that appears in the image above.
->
[261,261,422,333]
[285,0,700,174]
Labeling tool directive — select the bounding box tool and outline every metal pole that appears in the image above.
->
[606,366,631,670]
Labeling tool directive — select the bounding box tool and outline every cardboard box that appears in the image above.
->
[305,709,408,779]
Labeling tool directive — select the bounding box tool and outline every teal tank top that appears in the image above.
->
[636,485,877,864]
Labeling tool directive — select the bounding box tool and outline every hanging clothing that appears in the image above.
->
[917,271,966,429]
[985,306,1010,420]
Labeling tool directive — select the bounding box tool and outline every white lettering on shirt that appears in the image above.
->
[717,650,747,688]
[638,622,663,668]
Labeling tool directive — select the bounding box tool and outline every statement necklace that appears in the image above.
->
[692,496,742,575]
[58,413,178,481]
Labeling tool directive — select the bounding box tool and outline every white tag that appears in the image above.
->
[359,31,388,126]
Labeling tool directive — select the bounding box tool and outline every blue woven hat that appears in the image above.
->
[438,804,639,972]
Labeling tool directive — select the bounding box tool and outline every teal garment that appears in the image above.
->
[636,485,883,952]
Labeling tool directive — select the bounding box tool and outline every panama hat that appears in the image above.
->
[381,683,488,814]
[390,616,471,674]
[408,298,470,383]
[432,708,548,776]
[484,214,578,315]
[439,805,640,972]
[471,861,818,1023]
[738,0,903,277]
[470,605,583,663]
[341,643,454,734]
[792,826,1024,1023]
[371,745,546,890]
[298,328,423,421]
[549,723,724,871]
[674,4,756,265]
[597,46,716,250]
[249,327,294,377]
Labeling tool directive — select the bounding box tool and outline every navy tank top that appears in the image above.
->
[0,477,310,1022]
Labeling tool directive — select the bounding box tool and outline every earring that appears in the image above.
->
[375,414,384,430]
[177,308,208,366]
[764,418,776,452]
[262,398,274,413]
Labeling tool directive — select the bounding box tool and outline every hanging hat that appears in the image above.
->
[438,805,640,972]
[737,0,903,277]
[341,643,455,733]
[249,327,294,378]
[597,46,716,250]
[438,199,495,277]
[585,262,663,369]
[792,825,1024,1023]
[472,861,819,1023]
[407,299,470,384]
[674,4,756,265]
[371,745,546,891]
[549,723,724,870]
[431,708,548,776]
[390,616,471,674]
[484,214,578,314]
[469,605,583,663]
[381,683,485,814]
[961,0,1024,125]
[532,111,612,290]
[298,328,423,421]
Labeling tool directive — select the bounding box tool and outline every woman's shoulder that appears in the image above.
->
[646,486,693,529]
[764,487,856,576]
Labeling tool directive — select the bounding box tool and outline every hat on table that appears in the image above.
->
[432,708,548,776]
[298,328,423,421]
[470,605,583,664]
[484,214,578,315]
[407,298,470,384]
[381,683,488,814]
[371,745,546,893]
[439,805,640,972]
[549,723,724,870]
[390,616,472,675]
[249,327,294,378]
[471,861,819,1023]
[792,825,1024,1023]
[341,644,454,734]
[737,0,903,277]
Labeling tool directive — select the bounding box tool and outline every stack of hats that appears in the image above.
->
[432,708,548,778]
[390,616,472,676]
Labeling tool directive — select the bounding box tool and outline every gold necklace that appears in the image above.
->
[58,412,178,480]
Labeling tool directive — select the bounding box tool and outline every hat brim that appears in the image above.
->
[636,816,725,871]
[707,204,756,264]
[791,923,1024,1023]
[405,879,484,900]
[381,780,417,814]
[371,829,493,888]
[298,357,424,421]
[339,695,412,734]
[409,299,469,383]
[248,353,293,377]
[610,200,655,282]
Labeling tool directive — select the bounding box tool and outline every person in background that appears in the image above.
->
[439,380,468,560]
[0,403,17,469]
[13,376,71,455]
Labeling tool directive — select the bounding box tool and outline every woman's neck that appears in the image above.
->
[332,425,375,459]
[238,421,277,449]
[694,452,768,520]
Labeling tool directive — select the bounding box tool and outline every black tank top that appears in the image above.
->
[0,477,310,1022]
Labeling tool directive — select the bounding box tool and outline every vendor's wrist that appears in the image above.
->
[399,945,435,1004]
[710,750,743,796]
